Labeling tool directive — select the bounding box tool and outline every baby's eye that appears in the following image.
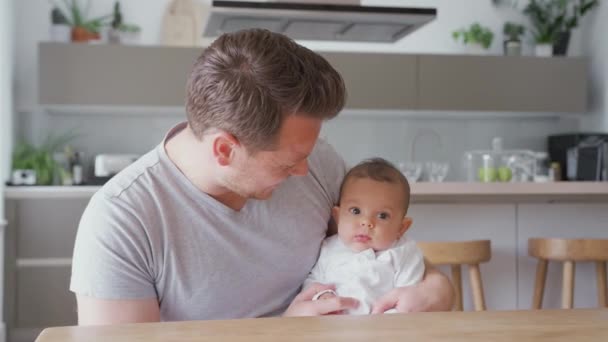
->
[378,212,390,220]
[349,207,361,215]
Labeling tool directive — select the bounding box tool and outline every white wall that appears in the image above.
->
[581,1,608,132]
[1,0,14,339]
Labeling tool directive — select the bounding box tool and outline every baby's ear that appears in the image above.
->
[398,217,413,238]
[332,206,340,224]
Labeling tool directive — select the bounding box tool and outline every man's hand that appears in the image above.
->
[283,283,359,317]
[371,267,454,314]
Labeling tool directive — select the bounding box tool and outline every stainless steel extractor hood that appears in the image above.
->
[202,0,437,43]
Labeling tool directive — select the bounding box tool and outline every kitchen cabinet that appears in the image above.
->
[38,43,589,113]
[418,55,587,113]
[320,53,417,110]
[39,43,199,107]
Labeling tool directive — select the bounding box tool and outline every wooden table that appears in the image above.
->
[36,309,608,342]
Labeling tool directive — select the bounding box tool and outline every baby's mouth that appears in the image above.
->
[354,235,371,242]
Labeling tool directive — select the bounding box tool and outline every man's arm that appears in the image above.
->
[76,295,160,325]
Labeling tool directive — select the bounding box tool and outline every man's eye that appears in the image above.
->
[349,207,360,215]
[378,212,390,220]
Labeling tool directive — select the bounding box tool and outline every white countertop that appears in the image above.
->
[5,182,608,202]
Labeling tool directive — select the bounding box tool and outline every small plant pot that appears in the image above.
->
[108,28,121,44]
[464,43,486,55]
[534,44,553,57]
[553,31,571,56]
[50,24,71,43]
[503,40,522,56]
[120,30,141,45]
[71,26,91,42]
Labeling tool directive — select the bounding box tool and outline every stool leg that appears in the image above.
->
[468,264,486,311]
[596,261,607,307]
[451,265,463,311]
[562,261,575,309]
[532,259,548,309]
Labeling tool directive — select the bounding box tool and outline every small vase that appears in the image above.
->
[50,24,71,43]
[71,26,90,42]
[553,31,571,56]
[503,40,522,56]
[534,44,553,57]
[464,43,486,55]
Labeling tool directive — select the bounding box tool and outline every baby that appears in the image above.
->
[304,158,425,315]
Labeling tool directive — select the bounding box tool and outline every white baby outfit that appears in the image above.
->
[304,235,425,315]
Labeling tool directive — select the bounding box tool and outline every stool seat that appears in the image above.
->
[529,238,608,261]
[417,240,491,311]
[528,238,608,309]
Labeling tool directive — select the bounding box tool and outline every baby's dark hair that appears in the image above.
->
[339,158,411,213]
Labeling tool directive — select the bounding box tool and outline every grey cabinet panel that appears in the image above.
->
[418,55,587,113]
[38,43,588,113]
[320,52,417,110]
[39,43,201,106]
[16,199,88,258]
[16,266,76,328]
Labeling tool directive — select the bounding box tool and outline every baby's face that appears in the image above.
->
[334,177,410,253]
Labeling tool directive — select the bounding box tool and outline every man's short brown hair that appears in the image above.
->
[340,158,411,213]
[186,29,346,151]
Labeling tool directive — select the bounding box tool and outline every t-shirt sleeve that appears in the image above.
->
[308,139,347,207]
[70,192,157,300]
[393,240,426,287]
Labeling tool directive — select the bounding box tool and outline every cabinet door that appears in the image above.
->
[407,203,518,311]
[418,55,587,113]
[321,52,417,110]
[39,43,200,106]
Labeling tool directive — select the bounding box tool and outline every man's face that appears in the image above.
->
[224,115,322,200]
[334,177,410,252]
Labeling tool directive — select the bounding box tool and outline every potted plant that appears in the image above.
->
[108,1,142,45]
[503,22,525,56]
[523,0,598,57]
[553,0,598,55]
[51,0,111,42]
[50,6,71,42]
[452,23,494,54]
[10,133,75,186]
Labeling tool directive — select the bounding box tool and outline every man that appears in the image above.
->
[71,29,453,325]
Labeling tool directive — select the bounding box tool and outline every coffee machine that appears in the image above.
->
[548,133,608,181]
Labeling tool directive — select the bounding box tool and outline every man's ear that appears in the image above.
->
[212,132,240,166]
[398,216,413,239]
[332,206,340,225]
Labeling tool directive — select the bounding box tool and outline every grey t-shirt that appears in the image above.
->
[70,122,346,321]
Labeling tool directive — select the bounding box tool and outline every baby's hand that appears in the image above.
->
[312,289,345,315]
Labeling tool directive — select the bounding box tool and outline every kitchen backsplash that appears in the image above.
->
[17,108,579,182]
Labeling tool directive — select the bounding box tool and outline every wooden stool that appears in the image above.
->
[417,240,492,311]
[528,238,608,309]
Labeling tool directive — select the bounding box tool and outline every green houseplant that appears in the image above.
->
[50,0,111,42]
[523,0,599,56]
[503,22,525,56]
[11,134,75,186]
[452,23,494,54]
